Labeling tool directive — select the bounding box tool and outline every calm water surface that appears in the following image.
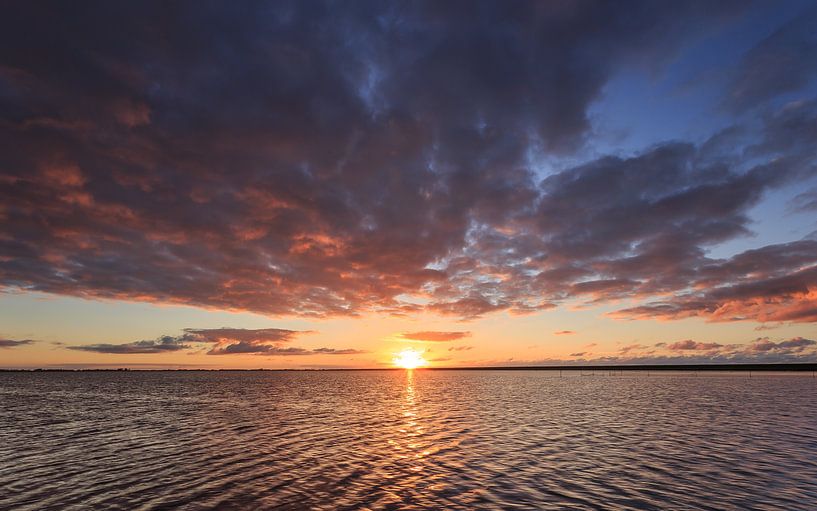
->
[1,370,816,510]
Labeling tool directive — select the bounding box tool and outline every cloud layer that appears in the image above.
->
[400,331,471,342]
[69,336,190,355]
[0,339,35,348]
[0,1,815,326]
[564,337,817,365]
[68,328,364,356]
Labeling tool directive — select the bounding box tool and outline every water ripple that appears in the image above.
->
[1,370,816,510]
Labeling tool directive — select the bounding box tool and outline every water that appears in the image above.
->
[1,370,816,510]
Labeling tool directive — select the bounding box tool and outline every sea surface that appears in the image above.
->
[1,370,816,510]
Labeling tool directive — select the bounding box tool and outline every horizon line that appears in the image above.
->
[2,362,816,372]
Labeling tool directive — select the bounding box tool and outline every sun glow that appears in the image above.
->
[393,348,427,369]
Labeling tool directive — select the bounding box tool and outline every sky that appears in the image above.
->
[1,0,816,369]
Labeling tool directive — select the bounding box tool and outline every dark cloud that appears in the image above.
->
[433,107,817,319]
[180,328,306,344]
[400,331,471,342]
[69,336,190,354]
[779,337,815,349]
[792,190,817,213]
[311,347,368,355]
[726,6,817,111]
[569,352,587,357]
[207,344,310,356]
[611,246,817,323]
[0,338,35,348]
[554,330,575,335]
[66,327,362,356]
[1,1,815,326]
[178,327,309,355]
[748,336,815,353]
[183,327,324,356]
[448,345,474,352]
[206,344,366,356]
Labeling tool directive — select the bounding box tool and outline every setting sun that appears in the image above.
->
[393,349,427,369]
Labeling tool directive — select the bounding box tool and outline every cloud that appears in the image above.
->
[400,331,471,342]
[0,339,35,348]
[610,240,817,324]
[65,327,362,356]
[726,7,817,111]
[619,344,651,355]
[496,336,817,366]
[791,187,817,212]
[554,330,575,335]
[667,340,723,351]
[748,336,815,353]
[0,1,815,327]
[206,344,310,356]
[311,347,368,355]
[178,327,317,355]
[448,345,474,352]
[69,336,190,354]
[180,328,306,344]
[612,336,816,363]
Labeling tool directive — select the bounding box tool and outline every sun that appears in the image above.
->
[393,348,427,369]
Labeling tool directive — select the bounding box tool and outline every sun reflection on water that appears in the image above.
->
[386,370,428,482]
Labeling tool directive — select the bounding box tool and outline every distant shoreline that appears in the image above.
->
[1,363,815,372]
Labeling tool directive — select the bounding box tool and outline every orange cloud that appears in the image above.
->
[399,331,471,342]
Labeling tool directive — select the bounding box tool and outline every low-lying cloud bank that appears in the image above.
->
[0,339,35,348]
[69,336,190,354]
[67,328,365,356]
[561,337,817,365]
